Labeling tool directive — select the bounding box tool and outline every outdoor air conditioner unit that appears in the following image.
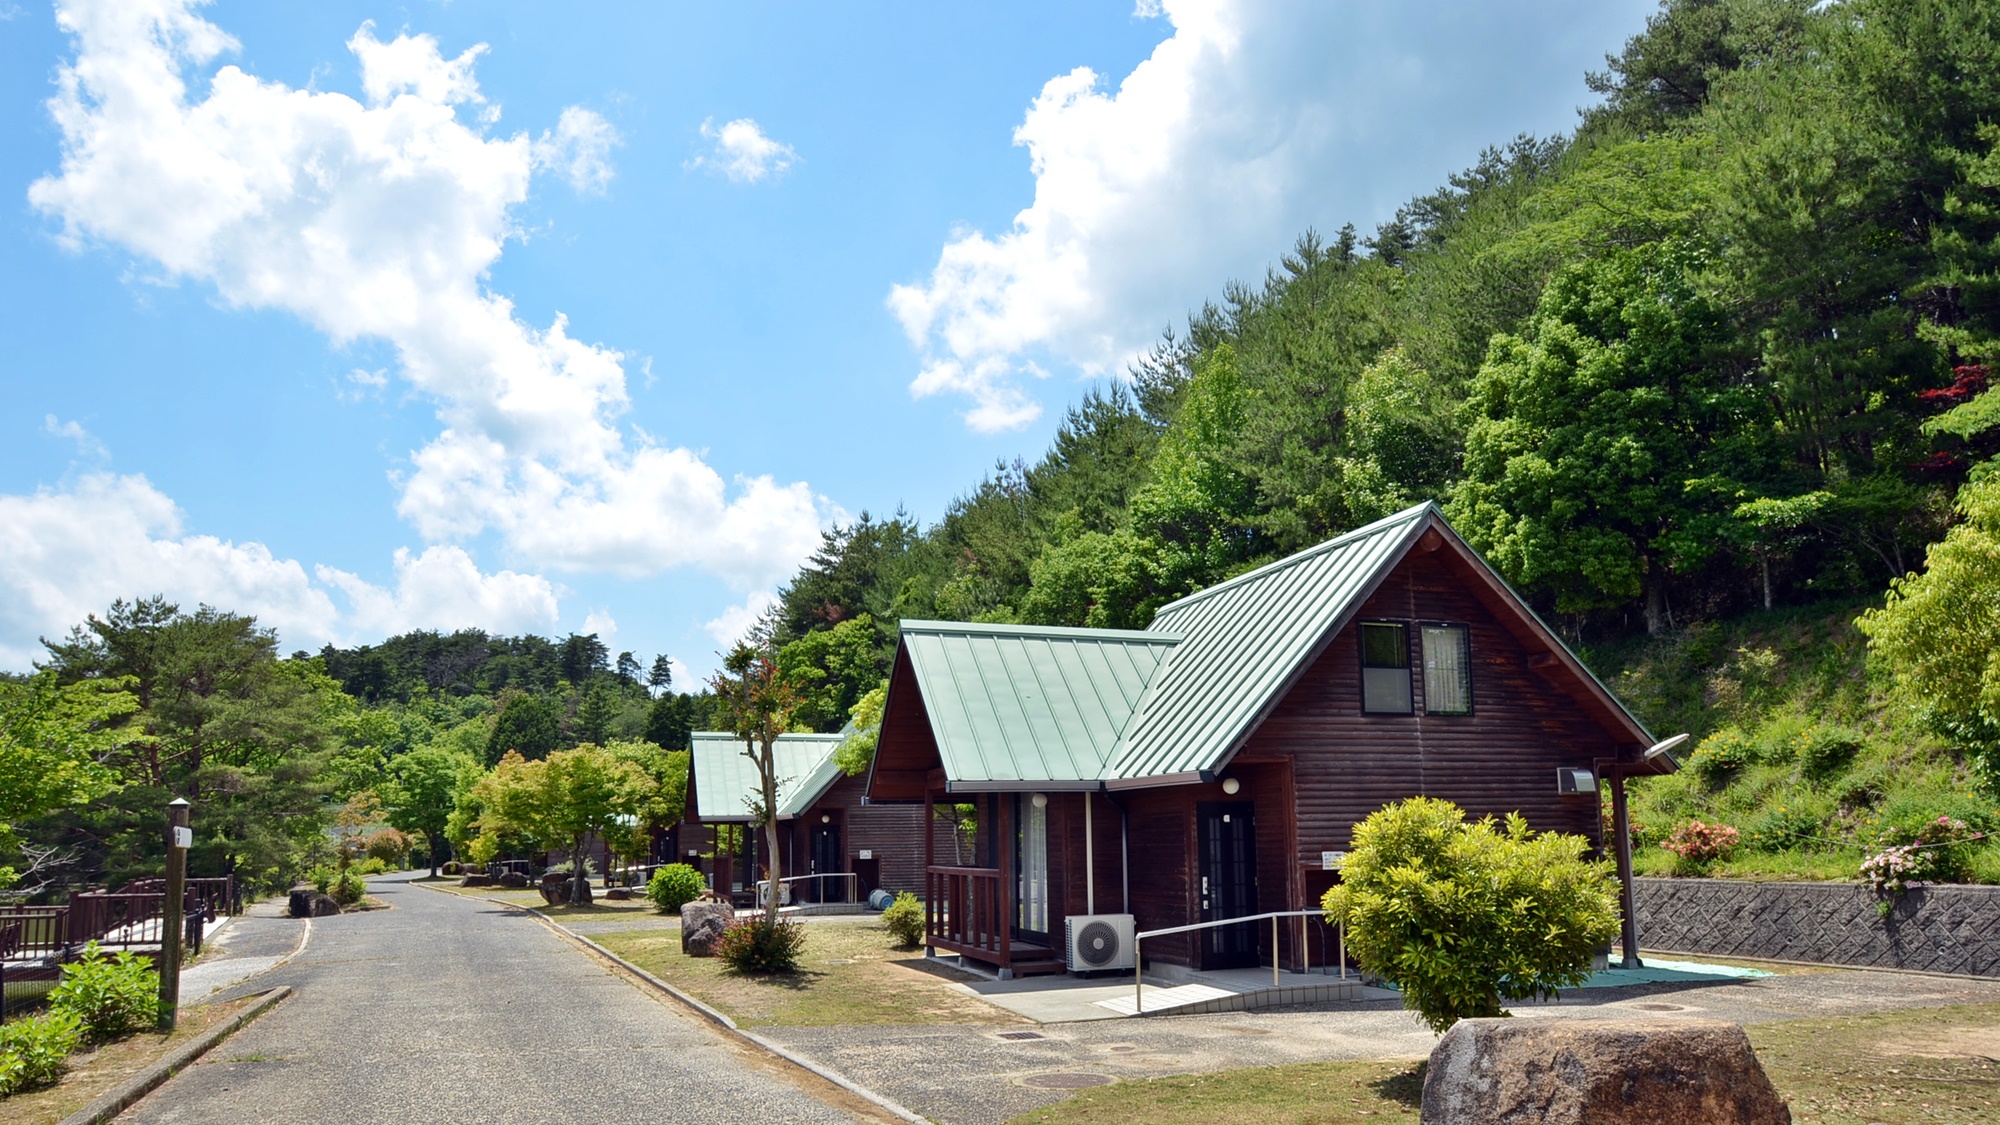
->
[1065,913,1137,973]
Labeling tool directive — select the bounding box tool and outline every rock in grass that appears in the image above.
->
[1422,1018,1790,1124]
[680,901,734,956]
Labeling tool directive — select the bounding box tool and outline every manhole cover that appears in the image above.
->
[1631,1003,1685,1011]
[997,1031,1046,1041]
[1023,1073,1114,1089]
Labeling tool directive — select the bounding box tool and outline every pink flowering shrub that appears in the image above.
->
[1661,820,1740,874]
[1862,816,1982,903]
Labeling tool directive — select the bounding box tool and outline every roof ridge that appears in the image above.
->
[1147,501,1437,621]
[897,618,1180,644]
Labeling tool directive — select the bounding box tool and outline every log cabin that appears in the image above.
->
[865,502,1678,978]
[681,730,930,903]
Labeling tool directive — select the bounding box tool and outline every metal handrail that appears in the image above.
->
[1132,908,1347,1014]
[759,872,861,905]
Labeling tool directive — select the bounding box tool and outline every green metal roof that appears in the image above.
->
[689,730,846,821]
[1107,503,1432,782]
[884,501,1654,791]
[895,620,1178,790]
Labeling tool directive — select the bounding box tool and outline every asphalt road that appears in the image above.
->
[122,873,866,1125]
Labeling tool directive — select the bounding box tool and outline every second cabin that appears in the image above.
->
[679,730,929,905]
[865,502,1674,978]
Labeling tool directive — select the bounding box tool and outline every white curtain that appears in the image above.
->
[1422,624,1471,715]
[1018,797,1049,933]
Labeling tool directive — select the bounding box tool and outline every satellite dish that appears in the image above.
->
[1644,733,1689,762]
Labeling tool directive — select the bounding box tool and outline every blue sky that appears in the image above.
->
[0,0,1653,678]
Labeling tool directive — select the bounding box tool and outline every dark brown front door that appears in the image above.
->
[808,824,844,902]
[1198,802,1259,969]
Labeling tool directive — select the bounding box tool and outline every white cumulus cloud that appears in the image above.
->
[29,0,822,592]
[890,0,1631,430]
[43,415,108,458]
[0,474,559,668]
[688,117,797,184]
[703,589,778,648]
[534,105,620,195]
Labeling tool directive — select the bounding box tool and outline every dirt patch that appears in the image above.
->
[592,921,1028,1027]
[0,996,257,1125]
[1876,1025,2000,1061]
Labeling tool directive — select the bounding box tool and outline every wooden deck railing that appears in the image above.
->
[926,865,1009,968]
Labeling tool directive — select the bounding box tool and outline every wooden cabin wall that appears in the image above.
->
[1242,549,1611,883]
[1124,788,1197,967]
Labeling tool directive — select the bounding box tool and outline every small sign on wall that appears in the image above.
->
[858,849,873,860]
[173,826,193,849]
[1321,850,1346,871]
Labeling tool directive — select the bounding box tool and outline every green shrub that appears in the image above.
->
[645,864,705,913]
[1743,798,1831,854]
[715,918,808,974]
[1688,728,1756,785]
[881,890,924,948]
[49,943,156,1041]
[1320,797,1619,1034]
[1791,725,1863,779]
[0,1010,82,1095]
[328,869,367,906]
[350,857,389,877]
[307,865,336,894]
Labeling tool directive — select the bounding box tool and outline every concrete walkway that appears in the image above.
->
[122,872,875,1125]
[176,897,306,1003]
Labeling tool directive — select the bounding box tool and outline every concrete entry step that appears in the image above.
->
[1094,973,1365,1017]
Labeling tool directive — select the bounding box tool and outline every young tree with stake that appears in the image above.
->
[709,642,806,924]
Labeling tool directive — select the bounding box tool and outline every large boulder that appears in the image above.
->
[680,901,735,956]
[459,874,493,887]
[1422,1018,1790,1125]
[498,871,529,889]
[287,886,341,918]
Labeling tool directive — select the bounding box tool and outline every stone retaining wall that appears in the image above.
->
[1634,877,2000,977]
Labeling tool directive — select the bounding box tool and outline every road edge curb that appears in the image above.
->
[54,986,292,1125]
[418,883,931,1124]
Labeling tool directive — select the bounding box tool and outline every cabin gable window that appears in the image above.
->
[1421,623,1473,716]
[1359,621,1413,714]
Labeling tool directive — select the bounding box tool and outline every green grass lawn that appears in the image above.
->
[590,919,1027,1028]
[1006,1003,2000,1125]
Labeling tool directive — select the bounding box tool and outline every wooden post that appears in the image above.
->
[923,787,935,957]
[158,797,189,1032]
[1611,768,1642,969]
[997,794,1014,979]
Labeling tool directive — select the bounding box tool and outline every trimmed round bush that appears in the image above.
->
[50,943,157,1041]
[645,863,705,913]
[881,890,924,948]
[0,1009,82,1095]
[715,918,807,974]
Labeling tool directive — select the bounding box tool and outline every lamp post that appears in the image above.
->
[158,797,190,1032]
